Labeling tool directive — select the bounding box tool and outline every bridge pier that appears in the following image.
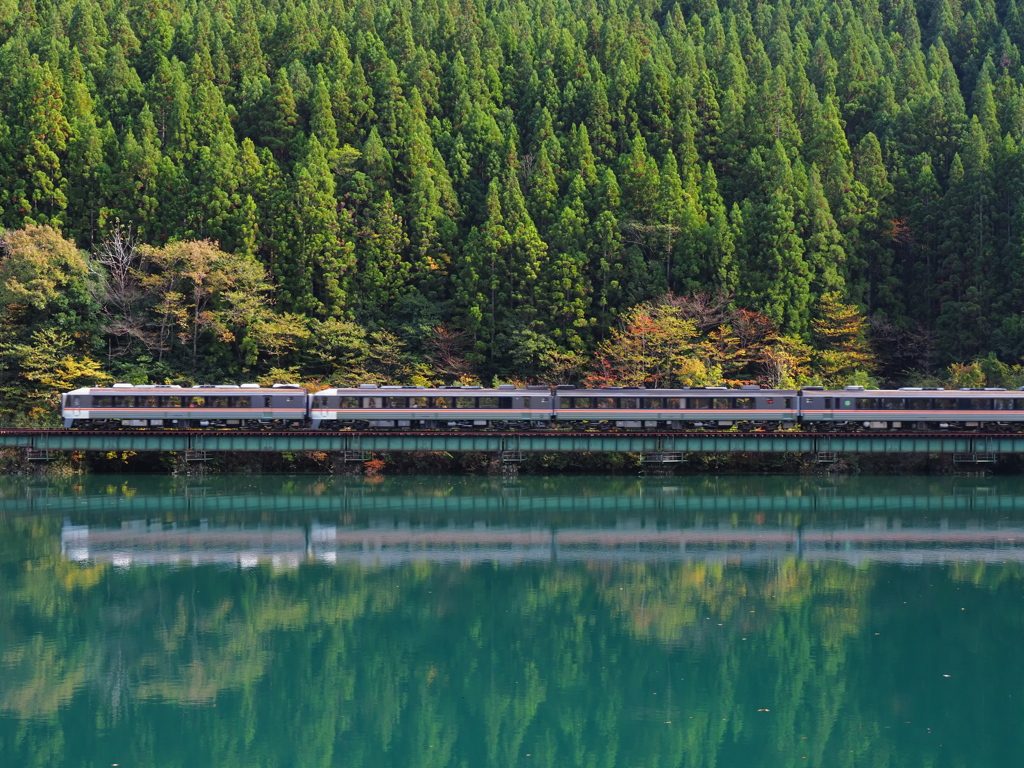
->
[488,450,523,477]
[25,447,55,462]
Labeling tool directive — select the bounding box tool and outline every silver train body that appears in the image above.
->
[61,384,307,428]
[551,386,798,429]
[309,384,552,429]
[59,384,1024,431]
[800,386,1024,430]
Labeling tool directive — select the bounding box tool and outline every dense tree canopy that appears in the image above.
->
[2,0,1024,407]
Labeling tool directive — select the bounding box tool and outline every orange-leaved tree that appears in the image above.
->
[587,296,722,387]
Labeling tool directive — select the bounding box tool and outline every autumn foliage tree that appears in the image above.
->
[137,240,302,372]
[0,226,105,420]
[588,296,723,388]
[810,292,876,385]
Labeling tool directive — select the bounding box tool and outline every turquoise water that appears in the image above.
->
[2,475,1023,767]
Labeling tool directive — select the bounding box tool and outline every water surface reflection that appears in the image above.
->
[2,475,1022,767]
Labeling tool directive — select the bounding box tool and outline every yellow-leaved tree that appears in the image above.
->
[0,328,110,421]
[810,292,876,386]
[0,226,106,423]
[138,240,308,371]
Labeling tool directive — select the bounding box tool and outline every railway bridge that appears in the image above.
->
[0,428,1021,463]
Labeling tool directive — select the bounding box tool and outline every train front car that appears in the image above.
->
[800,386,1024,431]
[309,384,552,430]
[61,383,308,429]
[552,386,799,430]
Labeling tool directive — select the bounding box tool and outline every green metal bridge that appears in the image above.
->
[0,429,1020,461]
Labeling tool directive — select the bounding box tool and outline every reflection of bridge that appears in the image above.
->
[61,520,1024,568]
[11,488,1024,517]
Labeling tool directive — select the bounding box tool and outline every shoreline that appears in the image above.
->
[0,447,1012,477]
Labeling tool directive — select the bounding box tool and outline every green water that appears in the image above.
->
[2,474,1023,767]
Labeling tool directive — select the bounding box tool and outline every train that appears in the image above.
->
[59,383,1024,432]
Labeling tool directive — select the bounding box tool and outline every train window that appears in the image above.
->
[882,398,902,410]
[479,397,499,408]
[995,399,1013,411]
[263,396,272,408]
[141,396,157,407]
[597,398,616,409]
[689,398,710,409]
[115,396,136,407]
[433,397,452,408]
[521,398,532,408]
[971,398,991,410]
[734,398,753,409]
[412,397,428,407]
[190,397,206,407]
[456,397,475,408]
[822,398,830,408]
[211,396,228,407]
[856,399,871,409]
[233,396,251,408]
[71,396,81,406]
[94,396,111,407]
[785,398,793,408]
[312,397,324,408]
[712,398,730,409]
[907,398,929,410]
[643,398,662,409]
[339,397,357,407]
[386,396,407,407]
[621,398,638,409]
[666,397,681,409]
[573,398,591,408]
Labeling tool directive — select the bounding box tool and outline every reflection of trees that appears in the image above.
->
[3,528,1024,768]
[0,518,105,719]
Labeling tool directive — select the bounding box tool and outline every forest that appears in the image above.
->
[2,0,1024,421]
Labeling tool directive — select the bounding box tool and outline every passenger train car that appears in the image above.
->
[61,384,308,428]
[801,386,1024,430]
[552,386,799,429]
[58,383,1024,432]
[309,384,551,429]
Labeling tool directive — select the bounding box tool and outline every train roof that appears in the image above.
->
[66,384,308,395]
[312,384,549,396]
[800,387,1024,396]
[553,386,799,396]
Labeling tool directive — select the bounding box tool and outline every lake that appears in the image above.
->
[2,474,1022,767]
